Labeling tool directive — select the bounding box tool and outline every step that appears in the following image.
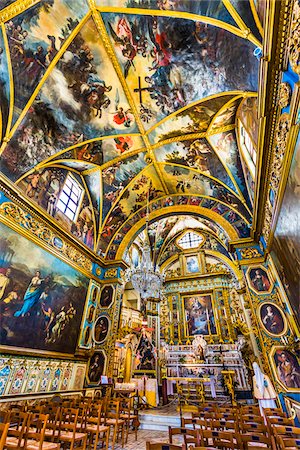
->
[139,412,181,431]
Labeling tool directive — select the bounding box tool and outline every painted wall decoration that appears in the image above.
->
[272,348,300,390]
[182,293,217,337]
[258,302,287,337]
[87,351,106,384]
[18,168,95,250]
[93,315,110,344]
[0,220,89,354]
[104,13,258,127]
[100,285,114,308]
[247,266,273,293]
[78,281,100,349]
[273,132,300,324]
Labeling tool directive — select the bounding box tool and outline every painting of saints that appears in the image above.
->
[184,294,216,337]
[88,352,105,383]
[14,271,50,317]
[100,285,114,307]
[275,350,300,389]
[260,303,285,336]
[249,267,271,292]
[94,316,109,343]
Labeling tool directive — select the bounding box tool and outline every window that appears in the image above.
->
[56,174,83,221]
[177,231,204,250]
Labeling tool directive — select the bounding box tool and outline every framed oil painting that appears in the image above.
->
[0,220,89,354]
[93,315,110,344]
[182,293,217,337]
[271,347,300,391]
[87,351,106,385]
[91,286,99,304]
[99,285,114,308]
[258,302,287,337]
[247,266,273,294]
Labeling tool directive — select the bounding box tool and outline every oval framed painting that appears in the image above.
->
[100,285,114,308]
[93,315,110,344]
[258,302,287,337]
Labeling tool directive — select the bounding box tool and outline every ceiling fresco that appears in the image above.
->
[0,0,261,257]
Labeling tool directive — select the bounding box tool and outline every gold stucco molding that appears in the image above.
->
[289,0,300,74]
[0,202,93,273]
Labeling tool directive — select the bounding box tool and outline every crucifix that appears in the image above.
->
[134,76,153,104]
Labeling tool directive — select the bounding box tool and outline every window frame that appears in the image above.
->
[56,173,84,222]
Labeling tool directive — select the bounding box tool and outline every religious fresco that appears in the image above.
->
[237,96,259,147]
[97,0,237,28]
[102,151,148,220]
[273,132,300,324]
[155,139,238,193]
[208,97,242,133]
[208,130,251,206]
[160,163,250,219]
[4,0,89,125]
[183,294,217,337]
[230,0,262,41]
[104,13,258,127]
[0,16,137,181]
[258,302,287,337]
[148,94,236,144]
[18,168,95,250]
[0,220,89,354]
[0,27,10,141]
[253,0,266,27]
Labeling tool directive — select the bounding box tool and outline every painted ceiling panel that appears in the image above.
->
[102,151,148,220]
[0,16,138,181]
[208,129,251,207]
[103,13,258,129]
[97,0,238,28]
[0,1,260,256]
[208,96,242,133]
[229,0,262,41]
[5,0,89,126]
[237,96,258,147]
[159,162,250,220]
[0,26,10,141]
[148,94,236,144]
[154,138,238,194]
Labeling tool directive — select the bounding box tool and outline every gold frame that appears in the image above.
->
[86,350,107,386]
[246,264,274,295]
[269,346,300,393]
[257,301,288,338]
[181,291,218,339]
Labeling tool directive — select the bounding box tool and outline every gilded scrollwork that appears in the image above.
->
[289,0,300,74]
[239,248,261,259]
[0,202,92,272]
[278,82,292,109]
[104,268,118,278]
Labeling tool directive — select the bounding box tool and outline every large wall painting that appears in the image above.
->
[0,220,89,354]
[273,132,300,324]
[182,293,217,337]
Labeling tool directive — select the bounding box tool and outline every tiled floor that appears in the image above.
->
[113,429,183,449]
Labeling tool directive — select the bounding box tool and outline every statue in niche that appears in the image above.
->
[192,335,207,362]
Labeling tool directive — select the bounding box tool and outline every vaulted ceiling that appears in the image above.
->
[0,0,262,259]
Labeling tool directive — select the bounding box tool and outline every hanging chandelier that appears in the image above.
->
[126,182,165,300]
